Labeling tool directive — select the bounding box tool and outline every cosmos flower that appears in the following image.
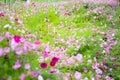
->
[24,63,30,70]
[14,35,21,43]
[51,57,59,63]
[34,40,41,45]
[29,71,38,78]
[20,73,26,80]
[40,62,48,68]
[50,61,56,67]
[0,48,3,56]
[13,60,21,69]
[74,71,82,80]
[38,75,44,80]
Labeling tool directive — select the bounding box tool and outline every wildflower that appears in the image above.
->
[14,35,21,43]
[0,11,4,16]
[15,18,19,22]
[4,24,12,28]
[15,47,23,55]
[40,62,48,68]
[13,60,21,69]
[76,54,83,62]
[50,69,56,73]
[50,61,56,67]
[0,36,4,41]
[0,48,3,56]
[38,75,44,80]
[34,40,41,45]
[20,73,26,80]
[3,47,10,54]
[51,57,59,63]
[29,71,38,78]
[74,71,82,80]
[24,63,30,69]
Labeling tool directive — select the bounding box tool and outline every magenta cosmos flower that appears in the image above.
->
[40,62,48,68]
[52,57,59,63]
[14,35,21,43]
[34,40,41,45]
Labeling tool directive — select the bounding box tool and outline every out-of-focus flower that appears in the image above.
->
[83,68,88,73]
[15,47,23,55]
[13,60,21,69]
[74,71,82,80]
[3,47,10,54]
[63,76,68,80]
[40,62,48,68]
[0,48,3,56]
[5,32,11,38]
[24,63,30,69]
[51,57,59,63]
[20,73,26,80]
[0,36,4,41]
[4,24,12,28]
[75,54,83,62]
[49,69,56,73]
[0,11,4,16]
[29,71,38,78]
[14,35,21,43]
[38,75,44,80]
[34,40,41,45]
[50,61,56,67]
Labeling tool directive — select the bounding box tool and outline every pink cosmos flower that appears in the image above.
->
[29,71,38,78]
[10,39,19,50]
[76,54,83,62]
[0,36,4,41]
[20,73,26,80]
[74,71,82,80]
[50,69,56,73]
[34,40,41,45]
[0,11,4,16]
[83,68,88,73]
[5,32,11,38]
[15,47,23,55]
[0,48,3,56]
[63,77,68,80]
[40,62,48,68]
[13,60,21,69]
[3,47,10,55]
[24,63,30,69]
[14,35,21,43]
[15,18,19,22]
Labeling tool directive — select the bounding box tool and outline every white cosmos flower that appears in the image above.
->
[38,75,44,80]
[4,24,12,28]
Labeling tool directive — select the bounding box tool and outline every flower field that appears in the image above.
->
[0,0,120,80]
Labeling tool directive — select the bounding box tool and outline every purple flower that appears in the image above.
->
[52,57,59,63]
[15,18,19,22]
[20,73,26,80]
[76,54,83,62]
[0,11,4,16]
[50,69,56,73]
[13,60,21,69]
[40,62,48,68]
[34,40,41,45]
[74,71,82,80]
[0,48,3,56]
[14,35,21,43]
[24,63,30,69]
[15,47,23,55]
[29,71,38,78]
[3,47,10,54]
